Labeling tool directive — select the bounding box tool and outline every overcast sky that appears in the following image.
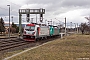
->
[0,0,90,26]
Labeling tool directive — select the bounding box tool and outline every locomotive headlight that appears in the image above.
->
[32,32,35,35]
[24,31,26,34]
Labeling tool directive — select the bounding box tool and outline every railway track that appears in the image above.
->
[0,38,31,52]
[0,36,61,53]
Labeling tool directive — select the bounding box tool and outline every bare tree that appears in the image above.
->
[80,23,88,34]
[85,17,90,26]
[85,16,90,34]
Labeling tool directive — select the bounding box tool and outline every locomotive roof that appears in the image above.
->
[26,24,35,26]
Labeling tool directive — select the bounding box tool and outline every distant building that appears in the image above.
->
[14,23,29,28]
[4,22,12,33]
[4,22,29,33]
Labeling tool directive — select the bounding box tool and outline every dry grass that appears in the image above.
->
[0,50,23,60]
[3,34,90,60]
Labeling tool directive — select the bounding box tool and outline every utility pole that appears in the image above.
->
[77,23,78,33]
[45,19,47,25]
[70,22,72,32]
[74,23,76,33]
[31,18,34,23]
[7,5,10,38]
[51,19,52,25]
[65,17,66,36]
[36,14,37,23]
[11,16,13,23]
[53,21,54,26]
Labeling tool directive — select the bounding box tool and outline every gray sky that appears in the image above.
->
[0,0,90,26]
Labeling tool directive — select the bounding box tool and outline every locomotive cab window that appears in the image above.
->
[25,26,35,31]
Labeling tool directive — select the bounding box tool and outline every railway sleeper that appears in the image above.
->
[0,43,27,51]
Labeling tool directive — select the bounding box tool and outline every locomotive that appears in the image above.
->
[23,23,60,41]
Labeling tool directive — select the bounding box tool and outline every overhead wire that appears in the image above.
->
[0,7,18,17]
[6,0,20,13]
[0,0,25,23]
[0,7,8,17]
[0,0,22,15]
[0,7,8,10]
[6,0,21,7]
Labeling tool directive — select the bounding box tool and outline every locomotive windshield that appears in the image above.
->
[25,26,35,31]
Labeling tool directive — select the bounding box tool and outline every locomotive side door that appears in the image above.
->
[36,27,39,38]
